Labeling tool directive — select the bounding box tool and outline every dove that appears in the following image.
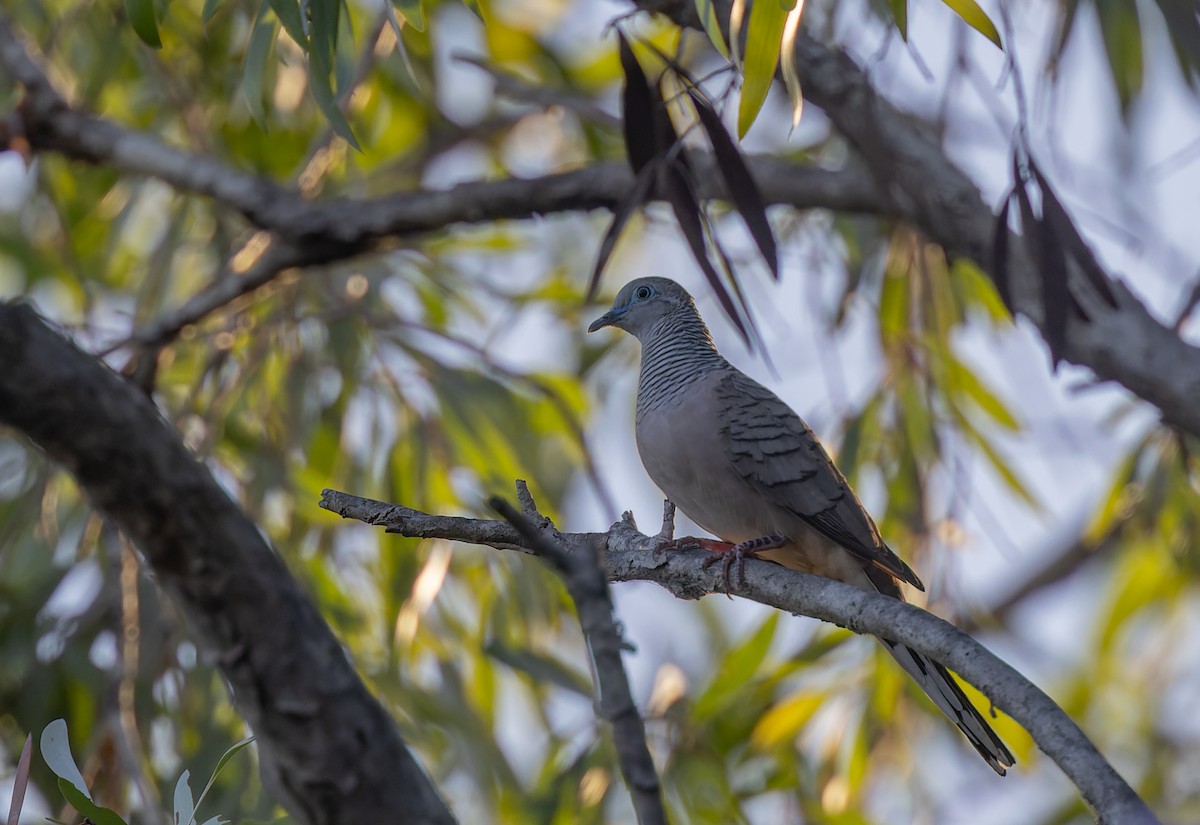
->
[589,276,1014,775]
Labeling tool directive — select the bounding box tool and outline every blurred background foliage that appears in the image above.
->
[1,0,1199,822]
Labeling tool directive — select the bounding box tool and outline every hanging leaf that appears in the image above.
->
[991,193,1013,312]
[694,0,730,58]
[779,0,806,130]
[392,0,426,31]
[125,0,162,48]
[729,0,748,68]
[307,0,360,150]
[617,33,659,173]
[737,0,791,138]
[941,0,1002,49]
[890,0,908,40]
[243,7,277,128]
[268,0,307,45]
[587,162,658,298]
[1029,161,1119,310]
[662,163,751,344]
[686,88,779,278]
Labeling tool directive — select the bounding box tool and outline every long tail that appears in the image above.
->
[881,639,1014,775]
[865,567,1014,775]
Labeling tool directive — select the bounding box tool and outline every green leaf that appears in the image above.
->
[693,613,779,721]
[941,0,1002,49]
[56,779,128,825]
[943,352,1020,430]
[268,0,307,46]
[484,642,593,697]
[189,737,255,823]
[124,0,162,48]
[308,63,360,152]
[243,8,276,128]
[391,0,426,32]
[694,0,730,59]
[201,0,224,23]
[737,0,791,137]
[40,720,89,800]
[890,0,908,39]
[1097,0,1144,109]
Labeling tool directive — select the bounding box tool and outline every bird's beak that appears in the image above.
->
[588,309,620,333]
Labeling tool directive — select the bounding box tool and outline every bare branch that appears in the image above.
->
[0,303,456,825]
[490,485,667,825]
[322,488,1160,825]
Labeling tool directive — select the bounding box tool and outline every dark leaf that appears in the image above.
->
[1029,161,1119,310]
[1013,160,1069,367]
[617,33,659,173]
[587,162,658,299]
[687,87,779,279]
[125,0,162,48]
[268,0,307,46]
[662,160,751,345]
[991,192,1013,312]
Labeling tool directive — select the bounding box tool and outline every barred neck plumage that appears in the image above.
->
[636,306,730,417]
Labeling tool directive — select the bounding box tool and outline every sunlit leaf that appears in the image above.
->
[779,0,806,130]
[890,0,908,39]
[738,0,791,138]
[694,0,730,58]
[124,0,162,48]
[392,0,426,32]
[750,691,824,749]
[941,0,1002,49]
[943,352,1020,430]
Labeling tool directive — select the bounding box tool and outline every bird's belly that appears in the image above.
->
[635,406,873,588]
[636,408,780,543]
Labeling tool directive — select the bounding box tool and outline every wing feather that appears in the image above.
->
[718,371,924,590]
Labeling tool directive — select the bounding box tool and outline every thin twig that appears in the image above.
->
[489,484,668,825]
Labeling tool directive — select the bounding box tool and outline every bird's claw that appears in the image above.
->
[701,535,786,595]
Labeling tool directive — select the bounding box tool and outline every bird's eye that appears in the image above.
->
[634,285,652,301]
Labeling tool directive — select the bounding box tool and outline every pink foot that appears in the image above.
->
[656,535,734,553]
[701,535,787,592]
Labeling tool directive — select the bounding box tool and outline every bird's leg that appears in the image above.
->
[702,535,787,592]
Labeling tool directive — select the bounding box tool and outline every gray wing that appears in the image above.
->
[717,371,924,591]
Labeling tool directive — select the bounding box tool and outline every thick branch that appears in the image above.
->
[491,490,667,825]
[321,489,1159,825]
[0,304,456,825]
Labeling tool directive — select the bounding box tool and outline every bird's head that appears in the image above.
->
[587,277,694,341]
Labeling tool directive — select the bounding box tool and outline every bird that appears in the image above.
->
[588,276,1015,776]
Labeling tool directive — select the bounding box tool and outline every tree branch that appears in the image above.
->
[321,488,1160,825]
[0,303,456,825]
[490,486,667,825]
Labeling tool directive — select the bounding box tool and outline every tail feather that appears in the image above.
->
[862,565,1014,775]
[882,640,1015,775]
